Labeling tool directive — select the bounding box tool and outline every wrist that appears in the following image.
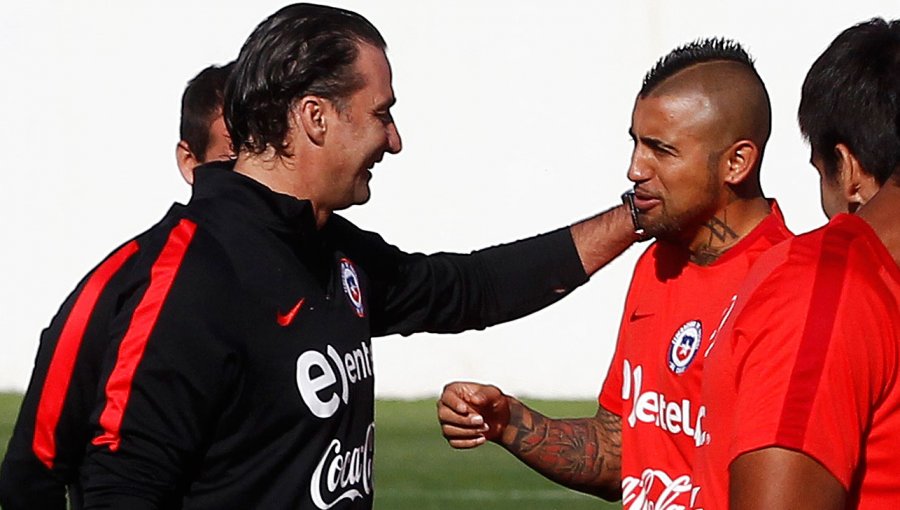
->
[621,190,651,242]
[490,395,516,446]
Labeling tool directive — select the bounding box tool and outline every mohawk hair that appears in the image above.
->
[640,38,757,96]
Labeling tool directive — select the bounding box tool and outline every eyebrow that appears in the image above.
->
[375,97,396,110]
[629,128,678,155]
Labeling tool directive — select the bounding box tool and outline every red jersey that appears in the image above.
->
[695,214,900,510]
[599,202,791,510]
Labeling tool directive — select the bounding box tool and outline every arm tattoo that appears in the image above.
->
[499,403,622,499]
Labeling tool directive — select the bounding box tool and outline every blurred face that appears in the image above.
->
[202,114,234,163]
[176,111,234,185]
[324,43,402,210]
[627,92,726,241]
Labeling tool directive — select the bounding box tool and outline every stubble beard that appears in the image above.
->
[639,206,695,241]
[639,166,720,242]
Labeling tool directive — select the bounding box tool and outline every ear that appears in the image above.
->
[292,96,328,146]
[176,140,199,185]
[834,143,879,212]
[722,139,760,186]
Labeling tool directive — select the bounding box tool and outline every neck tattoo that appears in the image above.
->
[691,215,740,266]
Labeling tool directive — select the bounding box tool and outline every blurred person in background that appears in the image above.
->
[0,62,234,510]
[176,62,235,184]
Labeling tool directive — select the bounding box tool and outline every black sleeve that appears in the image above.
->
[81,226,242,509]
[0,238,142,510]
[0,451,67,510]
[327,217,588,336]
[1,309,78,510]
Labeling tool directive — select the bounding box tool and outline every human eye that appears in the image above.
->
[649,140,677,157]
[375,109,394,124]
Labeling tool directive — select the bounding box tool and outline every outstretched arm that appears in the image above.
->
[335,201,638,337]
[570,204,640,276]
[437,382,622,500]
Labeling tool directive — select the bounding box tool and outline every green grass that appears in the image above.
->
[0,393,22,464]
[375,398,620,510]
[0,394,620,509]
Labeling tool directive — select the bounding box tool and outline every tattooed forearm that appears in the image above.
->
[497,402,622,499]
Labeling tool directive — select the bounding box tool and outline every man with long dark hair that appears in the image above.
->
[77,4,638,508]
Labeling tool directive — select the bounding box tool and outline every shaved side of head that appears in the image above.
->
[645,60,772,195]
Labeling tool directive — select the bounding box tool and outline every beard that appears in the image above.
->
[639,206,700,240]
[638,167,721,241]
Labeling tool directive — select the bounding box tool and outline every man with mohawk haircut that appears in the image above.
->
[438,38,791,508]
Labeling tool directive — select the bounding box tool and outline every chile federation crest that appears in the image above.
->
[667,320,702,374]
[340,258,365,318]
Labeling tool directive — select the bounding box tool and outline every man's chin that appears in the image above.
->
[355,188,372,205]
[640,217,678,240]
[337,190,371,210]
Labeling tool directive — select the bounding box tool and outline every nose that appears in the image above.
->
[386,122,402,154]
[627,146,652,184]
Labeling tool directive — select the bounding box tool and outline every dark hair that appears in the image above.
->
[225,3,386,157]
[798,18,900,184]
[179,62,234,162]
[640,38,758,97]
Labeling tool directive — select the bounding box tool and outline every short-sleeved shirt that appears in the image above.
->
[694,214,900,510]
[598,202,791,509]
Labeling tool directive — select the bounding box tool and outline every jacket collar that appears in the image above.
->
[190,160,319,239]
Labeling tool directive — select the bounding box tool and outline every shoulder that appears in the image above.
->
[752,216,887,296]
[326,214,378,245]
[325,214,410,269]
[325,214,394,249]
[115,209,241,301]
[733,217,897,350]
[742,223,833,296]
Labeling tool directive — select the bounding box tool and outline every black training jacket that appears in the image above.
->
[0,161,587,509]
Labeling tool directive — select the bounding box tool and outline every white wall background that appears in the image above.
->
[2,0,898,399]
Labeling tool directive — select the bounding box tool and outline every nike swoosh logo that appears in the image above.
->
[630,310,654,321]
[276,298,306,327]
